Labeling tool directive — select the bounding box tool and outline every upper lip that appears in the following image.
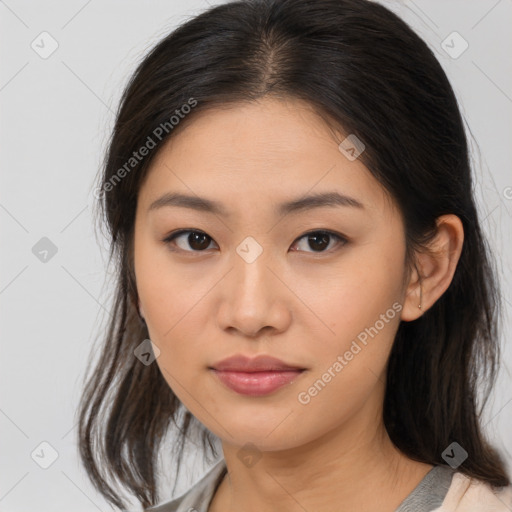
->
[210,354,305,372]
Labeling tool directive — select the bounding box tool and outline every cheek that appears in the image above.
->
[290,244,405,348]
[135,238,180,338]
[134,241,218,384]
[138,268,209,398]
[138,270,207,354]
[136,230,195,325]
[288,249,404,419]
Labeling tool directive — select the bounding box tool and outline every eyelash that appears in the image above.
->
[161,229,348,255]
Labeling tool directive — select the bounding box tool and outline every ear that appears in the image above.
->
[401,214,464,322]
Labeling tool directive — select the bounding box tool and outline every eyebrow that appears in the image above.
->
[148,191,365,217]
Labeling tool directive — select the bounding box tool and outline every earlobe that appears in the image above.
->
[400,214,464,322]
[400,265,425,322]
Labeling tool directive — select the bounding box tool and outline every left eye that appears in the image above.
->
[291,230,348,253]
[162,229,347,253]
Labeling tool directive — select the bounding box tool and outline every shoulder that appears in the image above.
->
[145,459,227,512]
[435,472,512,511]
[145,496,181,512]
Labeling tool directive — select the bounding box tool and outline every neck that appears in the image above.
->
[209,407,433,512]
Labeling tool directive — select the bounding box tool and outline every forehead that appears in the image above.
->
[137,97,396,220]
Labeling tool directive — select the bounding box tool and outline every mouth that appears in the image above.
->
[210,368,306,396]
[209,354,307,396]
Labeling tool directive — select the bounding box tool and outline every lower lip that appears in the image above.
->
[211,369,305,396]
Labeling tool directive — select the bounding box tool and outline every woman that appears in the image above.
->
[78,0,512,510]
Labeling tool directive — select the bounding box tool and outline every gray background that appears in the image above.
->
[1,1,511,510]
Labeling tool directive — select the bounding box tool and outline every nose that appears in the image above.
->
[216,245,291,339]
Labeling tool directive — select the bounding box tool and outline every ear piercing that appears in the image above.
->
[418,285,423,310]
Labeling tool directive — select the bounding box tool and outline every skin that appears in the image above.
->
[133,96,464,512]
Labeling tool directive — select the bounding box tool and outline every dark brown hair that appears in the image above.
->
[78,0,510,509]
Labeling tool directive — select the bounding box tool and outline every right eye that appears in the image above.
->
[162,229,218,253]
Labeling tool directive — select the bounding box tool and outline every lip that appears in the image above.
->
[210,354,305,372]
[209,354,306,396]
[211,369,305,396]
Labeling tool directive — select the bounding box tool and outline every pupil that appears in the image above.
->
[309,233,329,251]
[189,232,210,250]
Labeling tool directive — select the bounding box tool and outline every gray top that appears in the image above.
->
[146,459,455,512]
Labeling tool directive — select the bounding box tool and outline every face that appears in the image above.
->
[133,96,411,452]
